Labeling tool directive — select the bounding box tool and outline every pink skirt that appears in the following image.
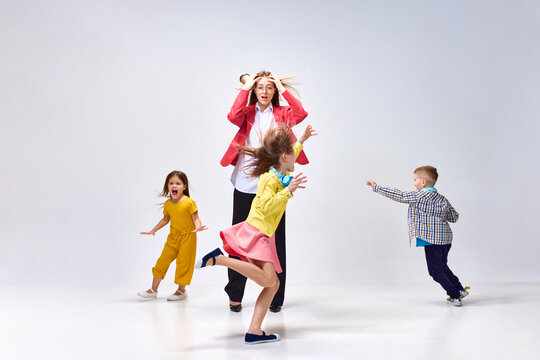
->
[220,221,282,273]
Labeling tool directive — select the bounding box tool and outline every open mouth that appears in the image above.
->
[171,189,179,196]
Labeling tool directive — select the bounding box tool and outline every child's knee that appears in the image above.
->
[261,273,279,288]
[270,275,280,290]
[271,277,280,292]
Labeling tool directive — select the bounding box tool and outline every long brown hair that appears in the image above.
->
[247,70,299,107]
[160,170,190,198]
[239,126,294,178]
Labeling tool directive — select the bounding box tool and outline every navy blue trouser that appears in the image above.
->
[224,189,287,306]
[424,244,464,299]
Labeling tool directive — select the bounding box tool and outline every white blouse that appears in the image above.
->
[230,102,276,193]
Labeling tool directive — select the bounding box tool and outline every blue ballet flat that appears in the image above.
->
[195,248,223,269]
[244,331,281,345]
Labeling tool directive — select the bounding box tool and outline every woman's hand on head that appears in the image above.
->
[268,74,286,93]
[299,125,318,144]
[288,172,307,193]
[241,74,259,91]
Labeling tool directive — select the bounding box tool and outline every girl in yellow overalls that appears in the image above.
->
[138,170,207,301]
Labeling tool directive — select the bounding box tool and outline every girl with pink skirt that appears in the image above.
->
[196,124,317,344]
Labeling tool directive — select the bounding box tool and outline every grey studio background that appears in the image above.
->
[1,0,539,289]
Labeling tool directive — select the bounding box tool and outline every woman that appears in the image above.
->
[221,70,308,313]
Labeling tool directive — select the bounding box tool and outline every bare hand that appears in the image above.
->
[140,231,155,236]
[288,173,308,193]
[299,125,318,144]
[366,180,376,189]
[268,73,285,93]
[241,74,259,91]
[192,225,208,233]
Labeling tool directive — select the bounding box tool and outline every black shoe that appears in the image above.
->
[269,305,282,313]
[245,331,280,344]
[229,304,242,312]
[195,248,223,269]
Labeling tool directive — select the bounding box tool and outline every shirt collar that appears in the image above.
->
[421,187,437,192]
[255,102,273,113]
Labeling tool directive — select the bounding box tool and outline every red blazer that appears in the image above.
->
[220,89,309,167]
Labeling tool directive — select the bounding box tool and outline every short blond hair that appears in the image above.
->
[414,165,438,186]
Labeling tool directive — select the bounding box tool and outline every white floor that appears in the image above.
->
[1,283,539,360]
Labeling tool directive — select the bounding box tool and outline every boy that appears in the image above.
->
[366,166,469,306]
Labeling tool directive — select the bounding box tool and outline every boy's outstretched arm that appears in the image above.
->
[366,180,418,204]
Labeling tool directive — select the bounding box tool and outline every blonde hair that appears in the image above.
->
[414,166,438,186]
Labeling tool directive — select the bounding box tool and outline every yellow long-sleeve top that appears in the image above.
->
[246,142,303,237]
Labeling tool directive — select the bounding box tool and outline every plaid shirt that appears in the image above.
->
[373,184,459,245]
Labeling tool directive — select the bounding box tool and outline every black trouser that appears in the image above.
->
[224,189,287,306]
[424,244,464,299]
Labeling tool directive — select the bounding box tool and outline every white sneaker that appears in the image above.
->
[447,297,462,307]
[167,290,188,301]
[447,286,470,302]
[137,289,157,299]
